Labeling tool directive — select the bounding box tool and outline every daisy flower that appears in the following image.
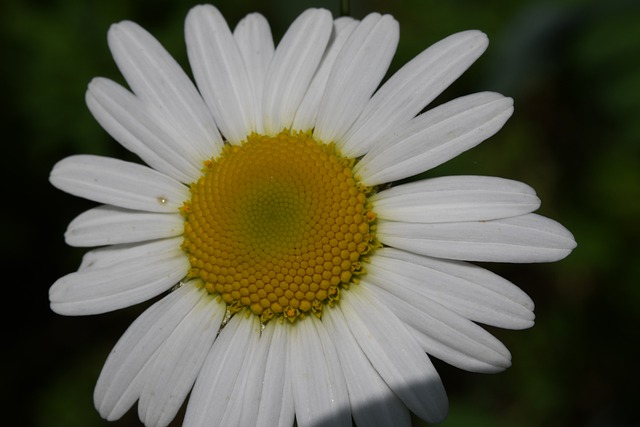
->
[49,4,576,427]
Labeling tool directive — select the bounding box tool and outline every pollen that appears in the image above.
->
[181,130,378,323]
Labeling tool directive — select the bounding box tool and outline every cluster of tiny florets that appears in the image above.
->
[181,130,378,323]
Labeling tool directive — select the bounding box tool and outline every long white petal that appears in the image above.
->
[372,176,540,223]
[186,4,255,143]
[322,307,412,427]
[49,246,188,315]
[262,8,333,135]
[313,317,352,426]
[340,286,448,424]
[49,155,189,213]
[256,322,295,427]
[183,312,261,426]
[78,237,183,272]
[289,316,351,427]
[234,13,274,134]
[65,205,183,247]
[93,283,204,420]
[138,293,223,427]
[218,315,263,426]
[366,281,512,373]
[292,17,358,131]
[86,78,213,183]
[366,248,534,329]
[341,30,489,157]
[235,320,274,427]
[356,92,513,186]
[314,13,399,145]
[107,21,222,160]
[378,213,577,263]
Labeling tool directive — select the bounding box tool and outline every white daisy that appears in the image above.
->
[49,4,576,427]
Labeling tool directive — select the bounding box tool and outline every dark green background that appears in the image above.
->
[3,0,639,426]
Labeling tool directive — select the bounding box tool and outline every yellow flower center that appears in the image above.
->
[181,130,377,323]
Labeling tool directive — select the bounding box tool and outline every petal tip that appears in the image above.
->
[107,20,139,43]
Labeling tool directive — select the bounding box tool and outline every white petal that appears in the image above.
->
[93,283,206,420]
[342,30,489,157]
[366,248,534,329]
[85,77,200,183]
[292,17,359,131]
[365,281,512,373]
[234,13,275,134]
[65,205,183,247]
[50,155,189,212]
[234,320,274,427]
[49,244,188,315]
[340,286,448,424]
[138,292,223,427]
[262,8,333,135]
[312,317,352,426]
[314,13,399,145]
[218,315,263,426]
[356,92,514,186]
[372,175,540,223]
[78,237,183,272]
[186,4,255,143]
[183,312,261,427]
[378,213,577,263]
[322,307,412,427]
[107,21,223,160]
[256,322,295,427]
[289,316,350,427]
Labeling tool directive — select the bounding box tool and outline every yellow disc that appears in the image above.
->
[181,130,377,323]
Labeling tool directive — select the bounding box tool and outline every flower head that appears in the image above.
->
[49,4,576,427]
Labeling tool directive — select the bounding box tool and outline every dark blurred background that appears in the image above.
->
[3,0,639,426]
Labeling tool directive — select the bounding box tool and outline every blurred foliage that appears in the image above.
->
[3,0,639,426]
